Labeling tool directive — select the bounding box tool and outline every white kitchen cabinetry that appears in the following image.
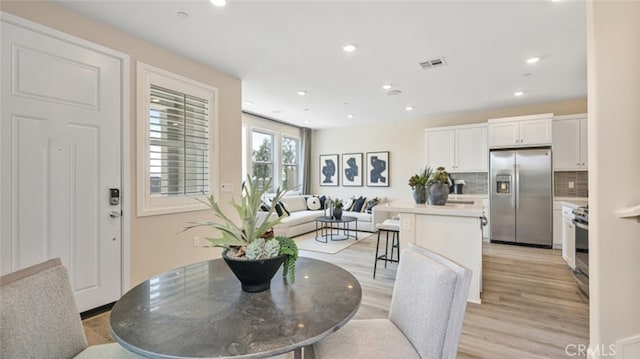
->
[553,201,563,249]
[482,198,490,241]
[488,113,553,148]
[553,114,588,170]
[562,204,576,269]
[425,124,487,172]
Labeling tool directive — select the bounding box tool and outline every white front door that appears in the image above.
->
[1,16,125,311]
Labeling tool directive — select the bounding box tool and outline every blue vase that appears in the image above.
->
[412,184,427,204]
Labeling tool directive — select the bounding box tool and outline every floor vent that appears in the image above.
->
[420,57,446,70]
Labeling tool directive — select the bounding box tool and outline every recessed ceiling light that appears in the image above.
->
[514,91,525,97]
[405,106,414,111]
[297,90,307,96]
[177,11,189,18]
[526,57,540,64]
[387,89,402,96]
[342,44,357,52]
[346,114,355,119]
[304,121,311,124]
[382,84,392,90]
[210,0,226,7]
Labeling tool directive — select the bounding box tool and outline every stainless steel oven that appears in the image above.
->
[572,206,589,297]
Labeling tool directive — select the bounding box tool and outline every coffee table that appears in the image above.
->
[110,257,361,359]
[314,215,358,243]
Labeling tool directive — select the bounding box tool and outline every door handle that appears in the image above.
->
[110,210,121,218]
[511,164,516,209]
[515,164,520,209]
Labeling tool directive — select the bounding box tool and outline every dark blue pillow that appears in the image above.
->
[352,196,366,212]
[279,201,290,216]
[260,202,270,212]
[318,195,326,210]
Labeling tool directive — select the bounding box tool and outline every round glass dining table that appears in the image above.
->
[110,257,362,359]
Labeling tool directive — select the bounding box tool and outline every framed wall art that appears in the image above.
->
[319,154,339,186]
[366,151,389,187]
[341,153,363,187]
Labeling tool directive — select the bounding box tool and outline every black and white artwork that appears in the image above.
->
[341,153,363,187]
[319,154,339,186]
[366,151,389,187]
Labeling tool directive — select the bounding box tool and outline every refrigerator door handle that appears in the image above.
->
[515,163,520,209]
[511,164,516,209]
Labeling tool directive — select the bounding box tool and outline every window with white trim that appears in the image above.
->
[137,62,217,216]
[251,130,274,192]
[281,136,300,191]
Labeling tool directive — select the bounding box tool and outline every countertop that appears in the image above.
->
[376,199,484,218]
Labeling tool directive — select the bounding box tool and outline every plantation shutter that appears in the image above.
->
[149,84,210,196]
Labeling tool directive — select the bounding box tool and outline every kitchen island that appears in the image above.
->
[375,200,485,303]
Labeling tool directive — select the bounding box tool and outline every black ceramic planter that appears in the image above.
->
[222,251,285,293]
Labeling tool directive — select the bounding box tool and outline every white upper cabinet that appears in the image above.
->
[553,114,588,170]
[488,113,553,148]
[425,124,488,172]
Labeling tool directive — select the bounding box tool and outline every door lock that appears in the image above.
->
[109,188,120,205]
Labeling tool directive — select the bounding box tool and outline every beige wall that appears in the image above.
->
[588,1,640,357]
[311,99,586,201]
[1,1,242,286]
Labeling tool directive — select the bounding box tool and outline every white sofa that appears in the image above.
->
[269,195,387,238]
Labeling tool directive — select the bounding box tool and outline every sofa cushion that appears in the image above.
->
[352,196,366,212]
[342,197,354,211]
[306,197,321,210]
[281,211,320,227]
[280,196,308,212]
[318,195,327,209]
[365,197,379,213]
[344,211,373,222]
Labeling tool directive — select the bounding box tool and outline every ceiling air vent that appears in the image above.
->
[420,57,446,70]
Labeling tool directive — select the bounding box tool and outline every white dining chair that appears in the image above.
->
[312,243,472,359]
[0,258,144,359]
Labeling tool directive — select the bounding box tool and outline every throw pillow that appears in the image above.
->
[260,202,270,212]
[273,202,284,217]
[365,197,379,213]
[342,197,354,211]
[306,196,321,210]
[352,196,366,212]
[279,201,291,216]
[318,195,327,210]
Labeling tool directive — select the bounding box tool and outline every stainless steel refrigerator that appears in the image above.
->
[490,148,552,247]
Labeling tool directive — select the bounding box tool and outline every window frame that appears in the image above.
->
[250,128,276,192]
[136,62,219,217]
[281,135,301,192]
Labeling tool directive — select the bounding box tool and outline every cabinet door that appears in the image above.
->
[579,118,588,169]
[425,130,455,169]
[520,118,552,145]
[455,126,488,172]
[488,121,519,148]
[562,216,576,268]
[553,208,562,249]
[552,119,581,170]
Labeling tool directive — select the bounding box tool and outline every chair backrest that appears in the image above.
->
[389,243,472,359]
[0,258,88,358]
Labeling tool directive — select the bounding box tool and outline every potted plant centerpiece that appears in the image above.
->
[408,167,432,204]
[427,166,451,205]
[332,198,344,220]
[184,175,298,293]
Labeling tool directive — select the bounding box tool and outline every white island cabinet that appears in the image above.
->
[375,200,484,303]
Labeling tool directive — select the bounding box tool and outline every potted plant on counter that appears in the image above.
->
[183,175,298,292]
[408,167,432,204]
[427,166,451,205]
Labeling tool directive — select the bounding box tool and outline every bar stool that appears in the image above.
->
[374,219,400,279]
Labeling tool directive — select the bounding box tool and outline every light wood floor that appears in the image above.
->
[83,235,589,358]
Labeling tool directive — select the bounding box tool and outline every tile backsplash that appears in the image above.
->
[554,171,589,197]
[450,172,488,195]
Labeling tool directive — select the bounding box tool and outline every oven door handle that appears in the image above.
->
[572,220,589,231]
